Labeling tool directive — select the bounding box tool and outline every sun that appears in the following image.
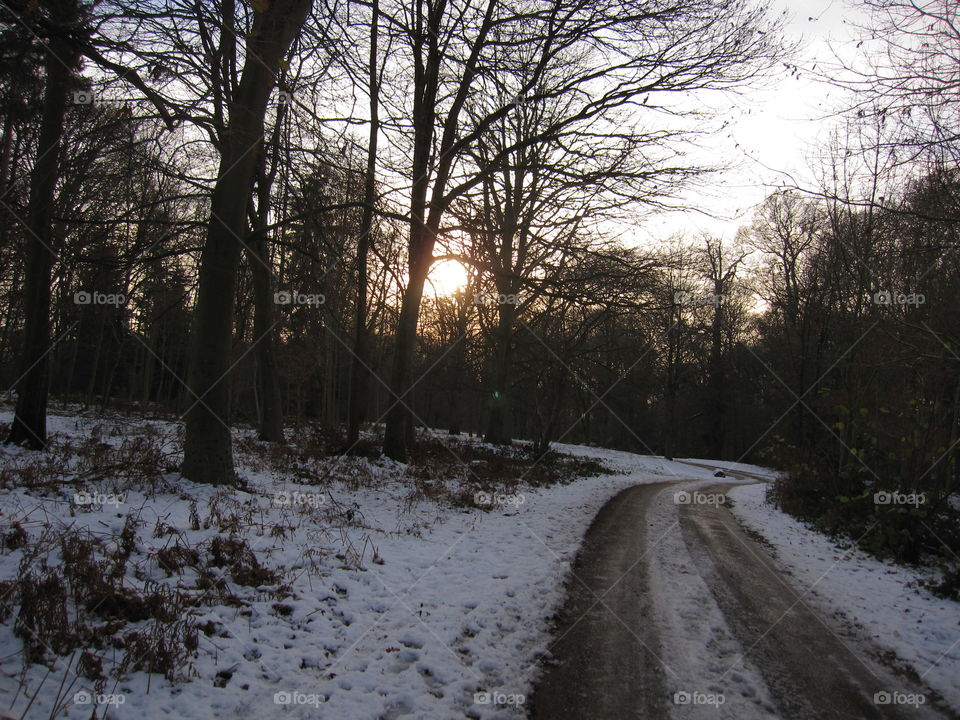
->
[427,259,469,296]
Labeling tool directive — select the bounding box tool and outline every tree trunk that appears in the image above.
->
[664,305,679,458]
[534,367,567,458]
[381,0,446,461]
[347,0,380,448]
[7,3,79,449]
[447,290,472,435]
[84,310,107,408]
[484,300,516,444]
[706,277,725,459]
[382,248,430,461]
[249,230,284,442]
[181,0,311,484]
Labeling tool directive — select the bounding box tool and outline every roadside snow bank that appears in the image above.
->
[0,408,695,720]
[729,482,960,713]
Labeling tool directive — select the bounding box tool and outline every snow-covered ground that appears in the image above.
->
[1,406,956,719]
[677,459,781,478]
[0,407,715,720]
[729,482,960,712]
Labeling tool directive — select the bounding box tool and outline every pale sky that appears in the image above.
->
[636,0,867,243]
[429,0,872,294]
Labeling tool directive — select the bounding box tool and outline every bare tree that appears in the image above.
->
[181,0,312,484]
[346,0,382,447]
[5,0,83,449]
[696,235,748,459]
[830,0,960,215]
[378,0,782,460]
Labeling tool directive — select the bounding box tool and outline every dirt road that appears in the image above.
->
[531,475,953,719]
[532,482,674,720]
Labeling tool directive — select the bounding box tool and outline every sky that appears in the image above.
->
[428,0,873,295]
[636,0,868,243]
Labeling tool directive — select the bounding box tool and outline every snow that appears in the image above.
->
[677,458,781,479]
[728,482,960,713]
[645,479,780,719]
[0,406,955,718]
[0,407,690,719]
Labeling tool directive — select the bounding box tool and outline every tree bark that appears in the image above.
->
[706,276,725,460]
[181,0,311,484]
[382,246,430,461]
[7,1,80,449]
[382,0,497,460]
[246,114,286,444]
[447,287,472,435]
[347,0,380,448]
[249,229,284,442]
[484,300,516,444]
[664,303,679,458]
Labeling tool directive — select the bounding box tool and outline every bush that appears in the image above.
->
[771,470,960,564]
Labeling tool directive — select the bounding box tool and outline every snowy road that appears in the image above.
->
[532,482,673,720]
[532,474,953,720]
[0,411,956,719]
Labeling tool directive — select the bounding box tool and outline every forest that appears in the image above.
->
[1,1,960,718]
[2,0,959,577]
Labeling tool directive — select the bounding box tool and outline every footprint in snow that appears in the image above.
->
[388,648,420,673]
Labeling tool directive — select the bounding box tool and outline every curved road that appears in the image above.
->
[531,473,955,720]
